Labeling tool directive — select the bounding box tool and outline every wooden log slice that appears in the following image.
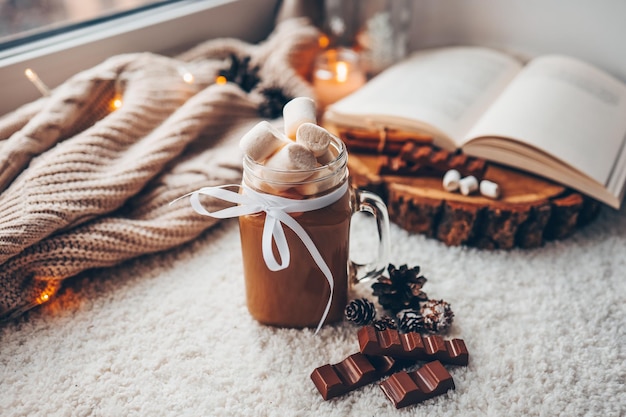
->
[348,153,601,249]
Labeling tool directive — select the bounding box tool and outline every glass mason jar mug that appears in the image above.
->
[239,135,390,330]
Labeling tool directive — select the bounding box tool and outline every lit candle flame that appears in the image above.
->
[335,61,348,83]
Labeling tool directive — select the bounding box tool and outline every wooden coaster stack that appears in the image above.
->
[345,137,601,249]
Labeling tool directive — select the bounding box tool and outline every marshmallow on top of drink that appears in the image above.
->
[239,97,341,195]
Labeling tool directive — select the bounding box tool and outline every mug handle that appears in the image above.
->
[350,189,391,283]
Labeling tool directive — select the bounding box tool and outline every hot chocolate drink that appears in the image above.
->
[239,187,352,327]
[180,97,389,330]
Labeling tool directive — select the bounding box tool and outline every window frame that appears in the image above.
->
[0,0,281,117]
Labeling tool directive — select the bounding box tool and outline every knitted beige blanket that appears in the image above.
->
[0,19,320,319]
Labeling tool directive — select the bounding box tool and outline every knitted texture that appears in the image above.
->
[0,18,320,318]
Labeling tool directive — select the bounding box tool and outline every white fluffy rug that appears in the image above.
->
[1,202,625,416]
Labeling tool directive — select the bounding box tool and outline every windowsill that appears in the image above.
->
[0,0,280,117]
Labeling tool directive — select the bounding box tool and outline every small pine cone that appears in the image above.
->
[421,299,454,333]
[344,298,376,326]
[371,263,428,313]
[257,87,293,119]
[218,54,260,92]
[396,309,427,333]
[372,315,397,331]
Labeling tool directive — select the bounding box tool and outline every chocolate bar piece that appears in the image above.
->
[380,360,455,408]
[311,353,407,400]
[358,326,469,366]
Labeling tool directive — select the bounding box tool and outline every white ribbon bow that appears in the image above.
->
[174,181,349,333]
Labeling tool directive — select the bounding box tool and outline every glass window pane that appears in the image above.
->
[0,0,181,46]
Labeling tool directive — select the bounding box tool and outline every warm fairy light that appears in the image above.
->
[35,287,56,305]
[111,95,123,111]
[177,66,195,84]
[335,61,349,83]
[215,75,227,85]
[182,72,195,84]
[109,76,124,111]
[24,68,51,96]
[24,68,35,80]
[318,34,330,49]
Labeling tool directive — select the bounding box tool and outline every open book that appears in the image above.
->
[323,46,626,209]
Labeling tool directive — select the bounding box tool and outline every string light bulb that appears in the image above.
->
[109,77,124,111]
[111,96,123,110]
[177,66,195,84]
[215,75,227,85]
[24,68,51,96]
[182,72,195,84]
[318,34,330,49]
[34,281,59,305]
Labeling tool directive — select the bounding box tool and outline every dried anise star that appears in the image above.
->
[371,264,428,313]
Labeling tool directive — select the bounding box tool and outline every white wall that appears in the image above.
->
[406,0,626,82]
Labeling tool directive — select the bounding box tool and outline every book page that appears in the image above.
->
[465,55,626,189]
[323,46,522,149]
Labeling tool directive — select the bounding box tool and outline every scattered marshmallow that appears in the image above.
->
[296,122,333,157]
[239,121,290,162]
[480,179,501,199]
[442,169,461,192]
[283,97,316,139]
[458,175,478,196]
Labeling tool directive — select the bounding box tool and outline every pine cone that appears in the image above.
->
[257,87,293,119]
[396,309,427,334]
[372,315,397,331]
[218,54,260,92]
[344,298,376,326]
[421,299,454,333]
[371,264,428,313]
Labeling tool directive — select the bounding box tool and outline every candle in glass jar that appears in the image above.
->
[313,48,366,109]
